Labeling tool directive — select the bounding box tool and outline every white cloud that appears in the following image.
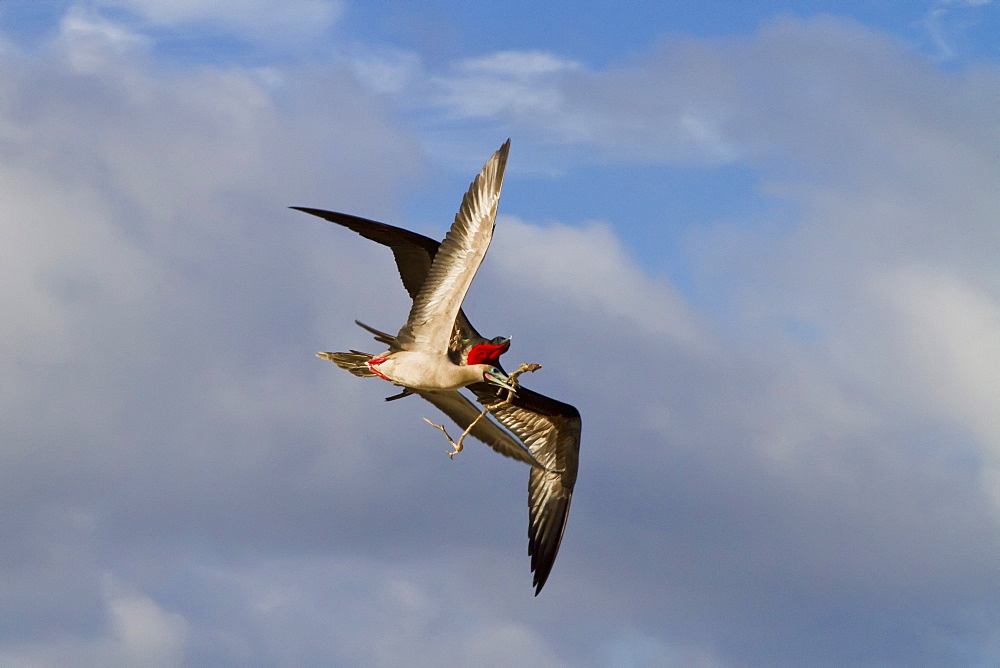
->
[0,13,425,661]
[922,0,996,61]
[874,266,1000,494]
[431,50,578,122]
[102,578,191,667]
[91,0,343,46]
[488,215,706,350]
[2,8,1000,666]
[420,43,743,161]
[350,47,422,95]
[417,16,1000,168]
[939,0,992,6]
[58,5,151,72]
[0,577,190,667]
[458,50,581,78]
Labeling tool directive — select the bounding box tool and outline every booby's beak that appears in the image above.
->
[484,367,517,393]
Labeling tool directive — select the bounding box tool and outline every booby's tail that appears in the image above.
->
[317,350,377,378]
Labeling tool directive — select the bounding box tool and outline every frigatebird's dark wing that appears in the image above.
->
[290,207,483,342]
[470,383,580,595]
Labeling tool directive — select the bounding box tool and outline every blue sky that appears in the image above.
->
[2,1,999,665]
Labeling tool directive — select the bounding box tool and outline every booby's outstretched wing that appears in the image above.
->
[395,139,509,355]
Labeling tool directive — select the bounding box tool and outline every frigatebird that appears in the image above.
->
[295,140,580,595]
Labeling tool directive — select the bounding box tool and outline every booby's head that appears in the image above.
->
[481,365,516,392]
[466,336,511,366]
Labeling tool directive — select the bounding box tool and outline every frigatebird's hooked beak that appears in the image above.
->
[484,367,517,393]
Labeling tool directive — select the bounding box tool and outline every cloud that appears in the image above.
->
[0,9,425,657]
[0,576,190,667]
[872,266,1000,495]
[350,46,422,95]
[919,0,997,61]
[939,0,993,7]
[487,216,706,349]
[58,5,152,71]
[416,15,1000,664]
[424,43,741,162]
[419,15,1000,172]
[100,578,191,666]
[429,51,580,124]
[2,8,1000,666]
[91,0,343,46]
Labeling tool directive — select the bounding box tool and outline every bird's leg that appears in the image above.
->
[423,406,493,459]
[423,363,541,459]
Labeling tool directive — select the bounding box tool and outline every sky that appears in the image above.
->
[1,0,999,665]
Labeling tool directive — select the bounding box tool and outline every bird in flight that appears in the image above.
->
[294,140,580,595]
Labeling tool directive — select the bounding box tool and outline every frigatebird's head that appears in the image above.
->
[481,365,516,392]
[465,336,511,366]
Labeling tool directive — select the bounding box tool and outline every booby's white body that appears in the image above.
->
[366,351,502,392]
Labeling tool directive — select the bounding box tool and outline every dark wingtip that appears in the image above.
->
[529,538,556,596]
[531,564,553,596]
